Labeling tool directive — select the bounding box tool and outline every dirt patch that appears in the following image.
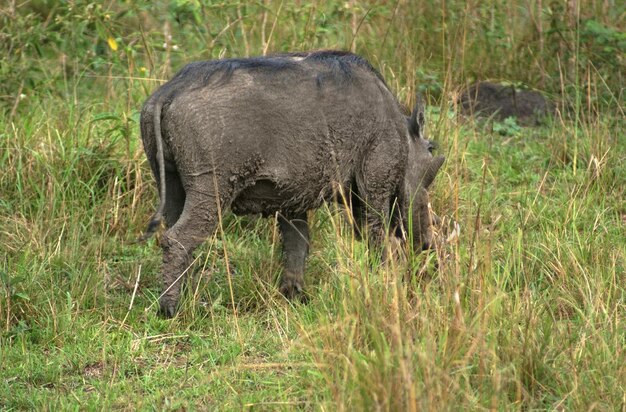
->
[83,362,105,379]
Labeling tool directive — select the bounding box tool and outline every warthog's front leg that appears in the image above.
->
[277,213,309,300]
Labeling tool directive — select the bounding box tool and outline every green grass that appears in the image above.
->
[1,0,625,410]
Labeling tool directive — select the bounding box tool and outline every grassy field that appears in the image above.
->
[1,0,625,410]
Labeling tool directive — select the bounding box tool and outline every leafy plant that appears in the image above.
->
[1,259,31,329]
[493,116,523,136]
[581,19,626,69]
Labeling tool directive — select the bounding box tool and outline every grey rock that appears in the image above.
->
[459,81,554,125]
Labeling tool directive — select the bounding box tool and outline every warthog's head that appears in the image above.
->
[403,96,445,251]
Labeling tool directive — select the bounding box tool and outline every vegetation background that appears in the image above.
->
[1,0,624,409]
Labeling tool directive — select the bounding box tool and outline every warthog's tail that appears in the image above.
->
[140,98,167,241]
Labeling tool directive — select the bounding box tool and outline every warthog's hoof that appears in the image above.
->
[280,276,308,303]
[158,300,177,318]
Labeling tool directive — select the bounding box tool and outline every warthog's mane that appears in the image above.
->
[163,50,388,92]
[276,50,387,84]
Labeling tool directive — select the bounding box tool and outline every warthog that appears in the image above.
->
[140,50,445,317]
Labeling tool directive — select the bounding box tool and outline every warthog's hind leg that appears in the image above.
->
[277,213,309,301]
[159,184,220,318]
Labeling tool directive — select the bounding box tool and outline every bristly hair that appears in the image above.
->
[149,50,391,115]
[279,50,387,84]
[164,50,387,91]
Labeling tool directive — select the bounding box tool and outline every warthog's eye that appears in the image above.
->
[427,140,437,153]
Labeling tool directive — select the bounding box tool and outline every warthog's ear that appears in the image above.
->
[423,155,445,188]
[408,94,426,139]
